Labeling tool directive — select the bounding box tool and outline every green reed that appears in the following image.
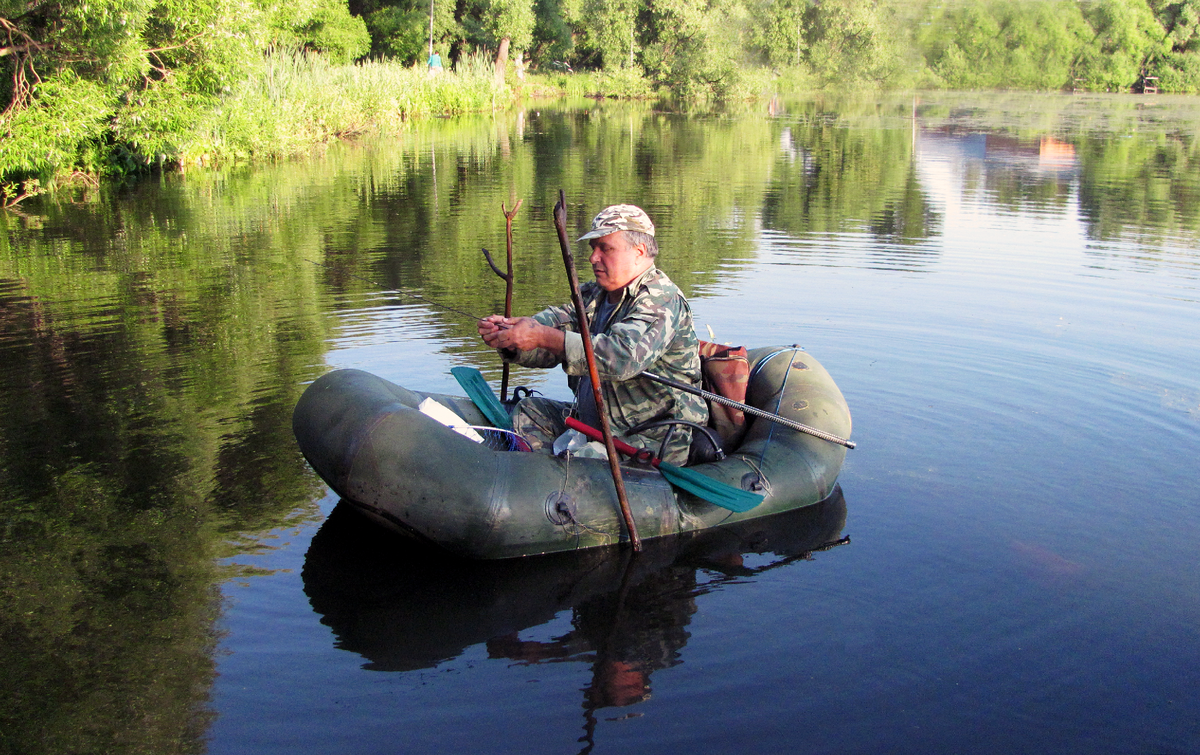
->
[176,51,506,165]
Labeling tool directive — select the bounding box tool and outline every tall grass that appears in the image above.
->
[177,51,505,164]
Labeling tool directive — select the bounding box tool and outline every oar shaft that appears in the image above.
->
[641,371,856,449]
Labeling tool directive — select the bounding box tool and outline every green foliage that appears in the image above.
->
[174,51,501,163]
[358,0,457,63]
[0,177,43,207]
[573,0,639,69]
[1155,0,1200,52]
[801,0,903,87]
[1074,0,1168,90]
[456,0,536,60]
[1154,49,1200,90]
[531,0,578,62]
[750,0,808,68]
[12,0,1200,188]
[918,0,1093,90]
[545,67,656,96]
[365,5,433,61]
[641,0,750,99]
[0,73,113,176]
[488,0,537,51]
[284,0,372,62]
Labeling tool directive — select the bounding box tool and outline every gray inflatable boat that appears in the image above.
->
[293,346,851,559]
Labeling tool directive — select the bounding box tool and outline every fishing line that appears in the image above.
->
[304,257,493,325]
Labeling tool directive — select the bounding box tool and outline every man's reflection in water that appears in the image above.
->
[487,560,699,708]
[482,545,792,751]
[302,487,847,750]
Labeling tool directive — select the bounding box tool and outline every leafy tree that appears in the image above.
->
[456,0,535,81]
[358,0,457,63]
[363,5,428,61]
[640,0,750,98]
[531,0,579,64]
[918,0,1092,90]
[1145,0,1200,89]
[750,0,809,68]
[266,0,371,63]
[1,0,370,182]
[1,0,262,177]
[1075,0,1167,90]
[1151,0,1200,49]
[802,0,901,86]
[574,0,640,69]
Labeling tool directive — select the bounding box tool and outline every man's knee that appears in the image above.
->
[512,397,571,453]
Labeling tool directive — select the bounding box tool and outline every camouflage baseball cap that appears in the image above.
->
[577,204,655,241]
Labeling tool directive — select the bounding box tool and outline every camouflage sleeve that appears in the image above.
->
[562,288,682,381]
[501,301,578,369]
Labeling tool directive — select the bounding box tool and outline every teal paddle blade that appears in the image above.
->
[658,461,764,513]
[451,366,512,430]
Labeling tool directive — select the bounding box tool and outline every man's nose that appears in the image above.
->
[588,247,601,265]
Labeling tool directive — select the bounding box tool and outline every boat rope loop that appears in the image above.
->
[737,456,773,497]
[756,348,800,468]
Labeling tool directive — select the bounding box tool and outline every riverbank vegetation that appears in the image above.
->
[3,0,1200,192]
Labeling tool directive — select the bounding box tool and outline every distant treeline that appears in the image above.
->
[358,0,1200,95]
[2,0,1199,191]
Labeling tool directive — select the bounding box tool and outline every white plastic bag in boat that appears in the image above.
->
[418,398,485,443]
[551,428,608,459]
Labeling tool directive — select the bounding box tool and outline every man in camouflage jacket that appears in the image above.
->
[478,204,708,464]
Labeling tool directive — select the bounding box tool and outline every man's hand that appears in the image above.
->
[477,314,510,345]
[478,315,565,354]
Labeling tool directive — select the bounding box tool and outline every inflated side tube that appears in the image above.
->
[292,346,851,558]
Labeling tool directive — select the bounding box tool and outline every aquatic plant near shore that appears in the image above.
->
[0,50,508,189]
[142,52,508,166]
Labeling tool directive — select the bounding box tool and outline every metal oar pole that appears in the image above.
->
[641,370,856,449]
[554,191,641,551]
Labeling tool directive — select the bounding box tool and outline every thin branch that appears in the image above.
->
[143,32,208,56]
[480,247,512,282]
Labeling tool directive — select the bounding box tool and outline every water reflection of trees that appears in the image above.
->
[379,106,777,302]
[0,176,331,753]
[1076,131,1200,248]
[913,93,1200,252]
[761,117,941,271]
[302,488,848,750]
[0,107,802,752]
[312,104,784,382]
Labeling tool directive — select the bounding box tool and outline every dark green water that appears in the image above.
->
[1,93,1198,754]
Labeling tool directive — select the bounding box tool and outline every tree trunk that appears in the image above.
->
[494,38,510,87]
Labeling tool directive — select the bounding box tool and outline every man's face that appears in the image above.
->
[588,232,648,292]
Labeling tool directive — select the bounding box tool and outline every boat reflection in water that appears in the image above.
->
[302,486,849,738]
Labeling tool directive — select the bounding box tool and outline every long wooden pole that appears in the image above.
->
[481,200,522,401]
[553,191,641,551]
[501,201,519,401]
[427,0,434,59]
